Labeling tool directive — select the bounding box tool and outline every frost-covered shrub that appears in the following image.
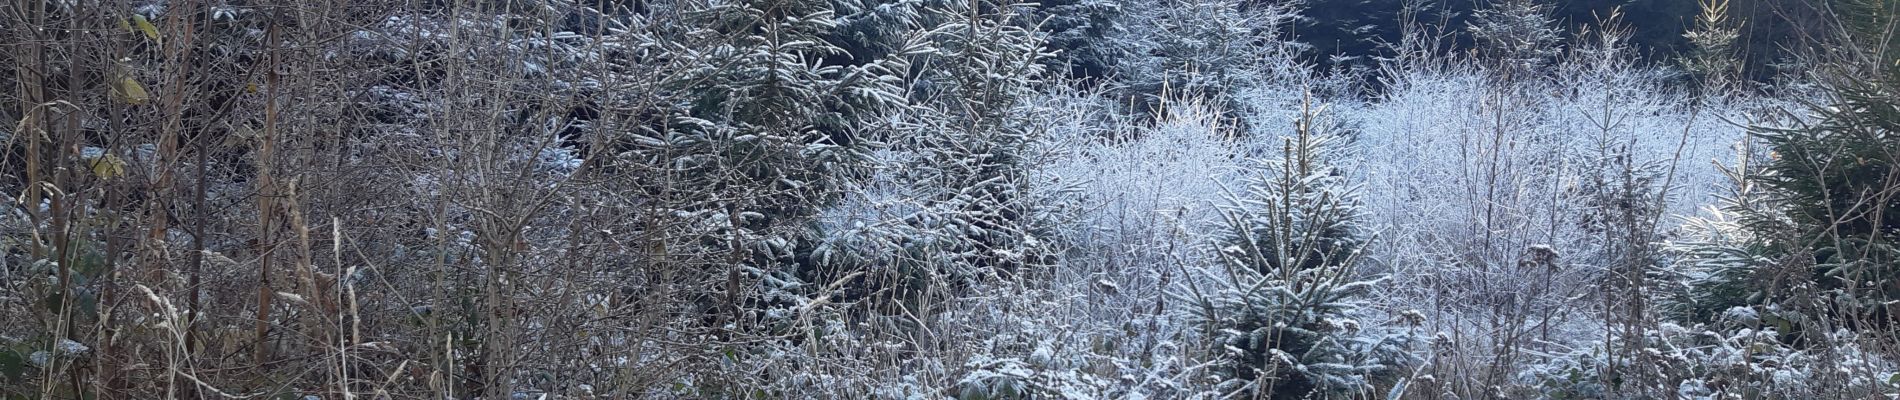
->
[1520,317,1899,399]
[1336,23,1786,396]
[953,341,1116,399]
[1045,93,1241,270]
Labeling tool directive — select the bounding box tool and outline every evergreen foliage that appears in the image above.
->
[1032,0,1125,81]
[1468,0,1561,72]
[1673,0,1900,331]
[1111,0,1304,132]
[899,0,1060,280]
[655,0,903,219]
[1178,98,1416,399]
[623,0,916,336]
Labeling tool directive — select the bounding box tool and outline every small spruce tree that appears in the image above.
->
[1673,0,1900,333]
[899,0,1059,283]
[1177,97,1417,399]
[627,0,909,342]
[1468,0,1561,73]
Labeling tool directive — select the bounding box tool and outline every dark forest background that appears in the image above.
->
[1038,0,1823,84]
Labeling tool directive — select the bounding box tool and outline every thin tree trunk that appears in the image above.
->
[253,18,281,366]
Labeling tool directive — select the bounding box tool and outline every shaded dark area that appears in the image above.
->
[1264,0,1815,83]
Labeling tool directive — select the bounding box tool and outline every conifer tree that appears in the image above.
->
[1178,98,1416,399]
[1112,0,1301,133]
[1674,0,1900,332]
[1751,80,1900,328]
[1468,0,1561,73]
[898,0,1059,282]
[627,0,909,333]
[1682,0,1742,90]
[1032,0,1125,81]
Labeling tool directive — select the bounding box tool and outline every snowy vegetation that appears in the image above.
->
[2,0,1898,399]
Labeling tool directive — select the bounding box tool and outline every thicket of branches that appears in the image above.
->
[1,0,1896,399]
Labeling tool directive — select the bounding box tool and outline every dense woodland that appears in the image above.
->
[2,0,1898,398]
